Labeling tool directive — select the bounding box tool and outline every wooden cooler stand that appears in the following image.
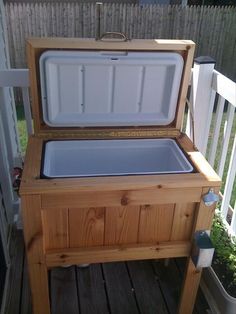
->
[20,38,221,314]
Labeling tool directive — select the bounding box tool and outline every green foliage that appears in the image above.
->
[16,106,28,153]
[211,213,236,286]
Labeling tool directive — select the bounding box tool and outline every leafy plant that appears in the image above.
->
[211,212,236,294]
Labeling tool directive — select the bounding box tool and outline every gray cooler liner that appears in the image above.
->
[42,138,193,178]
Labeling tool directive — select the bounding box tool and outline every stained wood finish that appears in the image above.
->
[105,206,140,245]
[69,207,105,247]
[77,264,110,314]
[5,230,211,314]
[26,38,195,136]
[42,208,69,250]
[50,267,80,314]
[45,241,191,267]
[138,204,175,243]
[41,188,202,208]
[21,195,50,314]
[19,38,221,314]
[170,203,196,241]
[20,135,221,196]
[177,187,220,314]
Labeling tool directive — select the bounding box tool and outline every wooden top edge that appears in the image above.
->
[20,175,221,195]
[26,37,195,50]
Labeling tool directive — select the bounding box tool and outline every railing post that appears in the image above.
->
[189,56,216,156]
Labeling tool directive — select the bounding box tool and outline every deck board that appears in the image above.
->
[20,254,32,314]
[127,260,169,314]
[102,262,139,314]
[5,230,24,314]
[77,264,110,314]
[152,259,181,314]
[50,267,80,314]
[5,229,212,314]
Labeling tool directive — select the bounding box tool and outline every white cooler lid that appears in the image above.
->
[39,50,184,127]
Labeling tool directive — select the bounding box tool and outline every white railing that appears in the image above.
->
[0,69,32,135]
[186,58,236,236]
[0,61,235,236]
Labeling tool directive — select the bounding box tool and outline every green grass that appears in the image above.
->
[16,105,236,206]
[16,106,28,153]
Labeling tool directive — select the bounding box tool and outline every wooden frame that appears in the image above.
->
[26,37,195,136]
[20,133,221,314]
[20,38,221,314]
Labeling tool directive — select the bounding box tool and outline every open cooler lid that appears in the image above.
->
[39,50,184,127]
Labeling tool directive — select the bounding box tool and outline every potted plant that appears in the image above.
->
[202,212,236,314]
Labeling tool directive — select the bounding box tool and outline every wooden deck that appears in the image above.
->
[4,229,211,314]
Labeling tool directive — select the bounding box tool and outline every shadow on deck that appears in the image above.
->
[5,229,211,314]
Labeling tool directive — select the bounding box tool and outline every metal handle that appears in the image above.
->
[98,32,129,42]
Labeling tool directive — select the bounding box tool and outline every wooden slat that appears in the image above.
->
[21,195,50,314]
[138,204,174,243]
[177,258,202,314]
[175,40,195,130]
[177,134,221,185]
[170,203,196,241]
[102,262,139,314]
[77,264,110,314]
[45,241,191,267]
[50,267,80,314]
[20,136,43,183]
[69,207,105,247]
[175,258,210,314]
[21,171,220,195]
[27,37,194,50]
[104,206,140,245]
[195,187,220,232]
[41,188,202,209]
[127,260,168,314]
[42,208,69,250]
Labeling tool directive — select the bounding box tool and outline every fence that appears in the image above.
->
[4,3,236,81]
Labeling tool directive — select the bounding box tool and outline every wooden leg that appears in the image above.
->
[177,258,202,314]
[21,195,51,314]
[27,263,50,314]
[178,187,219,314]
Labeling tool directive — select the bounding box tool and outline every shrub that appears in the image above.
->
[211,212,236,292]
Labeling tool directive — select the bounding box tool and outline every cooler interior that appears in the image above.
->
[41,138,193,178]
[39,51,184,127]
